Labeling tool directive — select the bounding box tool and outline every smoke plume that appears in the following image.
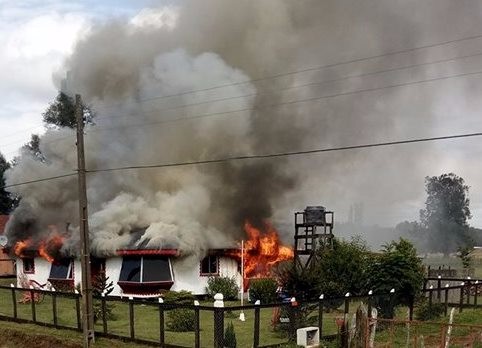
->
[6,0,482,254]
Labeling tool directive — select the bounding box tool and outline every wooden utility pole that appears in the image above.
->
[75,94,95,347]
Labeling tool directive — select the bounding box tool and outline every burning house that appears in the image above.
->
[12,221,293,297]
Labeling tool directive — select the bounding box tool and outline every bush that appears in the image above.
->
[249,278,278,303]
[415,301,445,321]
[163,290,196,304]
[167,308,196,332]
[224,322,237,348]
[164,291,196,332]
[206,276,240,300]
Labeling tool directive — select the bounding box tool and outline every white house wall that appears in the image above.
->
[106,256,123,296]
[17,257,51,288]
[16,255,242,298]
[171,256,241,296]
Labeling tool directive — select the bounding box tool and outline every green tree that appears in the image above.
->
[315,237,370,296]
[0,153,13,214]
[42,92,94,129]
[420,173,471,253]
[366,239,424,318]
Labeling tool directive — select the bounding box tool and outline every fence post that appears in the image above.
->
[367,290,373,319]
[444,284,449,317]
[129,296,135,339]
[466,278,471,305]
[408,294,414,321]
[288,297,298,341]
[158,298,165,347]
[10,284,17,319]
[318,294,324,339]
[342,293,350,348]
[101,293,107,334]
[437,276,442,302]
[459,282,464,313]
[194,300,200,348]
[475,281,479,307]
[213,293,224,348]
[253,300,261,348]
[428,285,433,306]
[75,290,81,330]
[52,288,58,328]
[29,286,36,323]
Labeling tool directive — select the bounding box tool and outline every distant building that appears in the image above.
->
[0,215,15,277]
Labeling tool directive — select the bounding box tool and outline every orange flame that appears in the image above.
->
[236,221,293,289]
[14,239,32,257]
[13,228,65,263]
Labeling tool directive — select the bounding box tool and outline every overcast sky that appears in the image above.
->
[0,0,153,160]
[2,0,482,230]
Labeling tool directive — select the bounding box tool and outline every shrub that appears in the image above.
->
[249,278,278,303]
[167,308,196,332]
[164,291,196,332]
[92,271,116,323]
[206,276,240,300]
[224,322,237,348]
[415,301,445,321]
[163,290,196,304]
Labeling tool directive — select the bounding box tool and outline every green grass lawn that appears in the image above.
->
[0,282,361,348]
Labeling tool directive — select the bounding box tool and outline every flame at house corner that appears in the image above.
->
[13,226,65,263]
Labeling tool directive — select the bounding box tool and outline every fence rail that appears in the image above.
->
[0,285,397,348]
[1,278,481,347]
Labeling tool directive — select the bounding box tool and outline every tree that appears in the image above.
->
[420,173,471,253]
[280,237,370,304]
[0,152,13,214]
[42,92,94,129]
[366,239,424,318]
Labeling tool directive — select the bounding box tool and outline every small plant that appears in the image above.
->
[224,322,237,348]
[249,278,278,304]
[458,246,474,270]
[206,276,240,300]
[92,271,116,323]
[415,300,445,321]
[164,291,196,332]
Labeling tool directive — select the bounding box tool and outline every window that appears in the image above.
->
[200,255,218,276]
[49,258,73,279]
[23,258,35,274]
[118,256,174,294]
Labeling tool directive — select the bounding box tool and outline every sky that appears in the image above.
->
[0,0,153,160]
[2,0,482,233]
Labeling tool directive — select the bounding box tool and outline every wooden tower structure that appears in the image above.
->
[294,206,334,269]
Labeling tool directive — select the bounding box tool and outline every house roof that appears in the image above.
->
[116,228,180,256]
[0,215,8,236]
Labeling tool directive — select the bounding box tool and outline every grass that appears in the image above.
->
[0,278,367,348]
[0,320,152,348]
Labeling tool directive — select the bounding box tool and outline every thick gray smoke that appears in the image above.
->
[6,0,482,254]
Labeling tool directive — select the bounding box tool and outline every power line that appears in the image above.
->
[87,131,482,174]
[4,52,481,158]
[4,131,482,190]
[86,67,482,135]
[92,32,482,111]
[4,173,76,189]
[3,35,482,151]
[92,50,482,124]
